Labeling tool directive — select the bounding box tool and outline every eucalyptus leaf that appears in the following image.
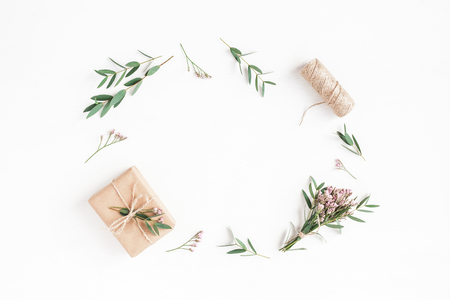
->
[325,224,344,229]
[97,77,108,88]
[110,90,126,107]
[227,249,246,254]
[83,104,96,113]
[336,220,342,234]
[106,74,116,89]
[365,204,380,208]
[153,224,160,236]
[255,76,258,91]
[100,100,112,118]
[348,215,365,223]
[230,47,242,55]
[264,81,276,85]
[358,209,374,213]
[302,190,312,209]
[154,223,172,229]
[240,254,256,257]
[131,80,143,96]
[241,51,256,56]
[247,65,252,84]
[250,65,262,73]
[86,103,103,119]
[138,50,153,58]
[109,58,125,69]
[344,133,354,145]
[311,176,317,189]
[247,239,257,254]
[146,65,160,76]
[97,69,115,75]
[115,71,126,87]
[352,135,362,154]
[125,61,140,68]
[126,66,139,77]
[309,183,315,199]
[317,182,325,190]
[262,82,265,97]
[91,95,113,101]
[231,51,241,63]
[95,70,107,77]
[235,238,247,250]
[357,195,371,209]
[342,144,359,155]
[289,248,307,251]
[145,220,157,236]
[337,131,349,144]
[124,78,142,87]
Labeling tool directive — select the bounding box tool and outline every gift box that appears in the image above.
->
[88,166,176,257]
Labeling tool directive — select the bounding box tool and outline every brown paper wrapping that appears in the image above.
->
[88,166,176,257]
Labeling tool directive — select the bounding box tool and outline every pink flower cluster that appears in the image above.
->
[150,207,164,223]
[110,129,127,141]
[316,186,358,222]
[189,231,203,252]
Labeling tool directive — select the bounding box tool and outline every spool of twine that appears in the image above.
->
[299,58,355,126]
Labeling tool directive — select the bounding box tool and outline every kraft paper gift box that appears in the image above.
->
[88,166,176,257]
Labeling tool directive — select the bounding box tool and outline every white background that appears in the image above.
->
[1,0,449,299]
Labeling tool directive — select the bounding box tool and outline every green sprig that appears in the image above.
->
[218,227,269,259]
[180,44,211,78]
[85,129,127,163]
[220,38,276,97]
[85,56,173,119]
[336,124,365,160]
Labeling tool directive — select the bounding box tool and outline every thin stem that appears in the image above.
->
[344,168,357,180]
[180,44,210,77]
[166,231,201,252]
[85,139,123,163]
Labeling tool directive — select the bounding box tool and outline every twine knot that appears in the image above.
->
[108,180,155,244]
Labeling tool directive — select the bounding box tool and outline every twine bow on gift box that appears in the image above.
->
[108,180,156,244]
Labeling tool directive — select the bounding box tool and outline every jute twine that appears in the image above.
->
[299,58,355,126]
[108,180,155,244]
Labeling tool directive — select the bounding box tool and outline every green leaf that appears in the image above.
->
[352,135,362,154]
[265,81,276,85]
[132,80,143,96]
[97,69,115,75]
[344,133,353,145]
[115,71,126,87]
[97,76,108,88]
[302,190,312,209]
[110,90,126,107]
[227,249,246,254]
[309,183,315,199]
[357,195,371,209]
[146,65,160,76]
[106,73,116,89]
[109,58,125,69]
[91,95,113,101]
[230,50,241,63]
[100,100,112,118]
[86,103,103,119]
[247,239,257,254]
[240,254,256,257]
[241,51,256,56]
[247,65,252,85]
[311,176,317,189]
[235,238,247,250]
[336,220,342,234]
[358,209,374,213]
[250,65,262,73]
[262,82,265,97]
[126,66,139,77]
[344,123,347,133]
[125,61,140,67]
[342,144,359,155]
[365,204,380,208]
[94,70,107,77]
[83,104,96,113]
[138,50,153,58]
[230,47,242,55]
[154,223,172,230]
[348,215,365,223]
[153,224,160,236]
[145,220,157,236]
[317,182,325,190]
[325,224,344,229]
[217,244,235,247]
[289,248,307,251]
[124,77,142,87]
[337,131,349,145]
[255,76,258,92]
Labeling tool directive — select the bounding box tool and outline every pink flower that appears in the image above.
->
[192,243,197,247]
[189,248,195,252]
[335,159,343,169]
[158,217,164,223]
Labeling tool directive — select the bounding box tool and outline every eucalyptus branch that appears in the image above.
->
[85,56,173,119]
[95,50,162,89]
[220,38,276,97]
[85,129,127,163]
[218,227,269,259]
[180,44,211,78]
[336,124,365,160]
